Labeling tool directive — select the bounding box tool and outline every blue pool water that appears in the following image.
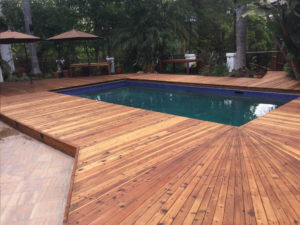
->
[59,81,298,126]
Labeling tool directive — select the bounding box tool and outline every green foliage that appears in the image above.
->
[283,63,295,78]
[43,73,53,78]
[0,0,24,31]
[191,0,234,54]
[113,0,193,69]
[30,0,79,60]
[68,0,127,60]
[209,63,229,76]
[0,15,7,30]
[244,0,300,78]
[0,58,11,80]
[3,67,29,82]
[246,15,274,50]
[31,1,78,39]
[198,52,228,76]
[284,1,300,57]
[7,74,30,82]
[0,0,293,75]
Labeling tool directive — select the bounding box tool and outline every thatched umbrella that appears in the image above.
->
[47,29,103,75]
[0,30,41,83]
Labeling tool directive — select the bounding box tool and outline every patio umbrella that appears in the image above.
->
[47,29,103,75]
[0,30,40,44]
[47,29,101,41]
[0,30,41,84]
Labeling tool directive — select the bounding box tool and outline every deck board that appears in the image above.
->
[0,72,300,225]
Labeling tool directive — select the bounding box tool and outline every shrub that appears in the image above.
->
[0,58,11,81]
[209,63,229,76]
[284,63,295,78]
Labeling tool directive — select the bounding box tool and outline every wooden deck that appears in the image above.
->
[0,72,300,225]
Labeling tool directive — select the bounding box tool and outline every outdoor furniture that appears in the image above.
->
[69,62,111,76]
[47,29,103,76]
[160,58,202,74]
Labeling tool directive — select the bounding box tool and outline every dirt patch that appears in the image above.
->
[0,128,19,138]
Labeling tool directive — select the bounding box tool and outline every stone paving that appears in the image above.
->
[0,121,74,225]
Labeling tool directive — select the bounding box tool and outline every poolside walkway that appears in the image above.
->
[1,71,300,97]
[132,71,300,93]
[0,71,300,225]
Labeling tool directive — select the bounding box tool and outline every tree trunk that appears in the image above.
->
[234,4,247,70]
[21,0,42,75]
[0,44,15,73]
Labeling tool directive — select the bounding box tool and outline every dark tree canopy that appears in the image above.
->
[0,0,277,73]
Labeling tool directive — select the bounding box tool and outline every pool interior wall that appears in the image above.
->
[58,80,298,126]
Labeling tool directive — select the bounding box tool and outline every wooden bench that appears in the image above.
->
[69,62,111,76]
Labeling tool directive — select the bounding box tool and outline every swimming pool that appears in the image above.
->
[58,81,298,126]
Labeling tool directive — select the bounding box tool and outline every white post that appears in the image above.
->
[106,57,115,73]
[184,53,196,68]
[226,52,236,72]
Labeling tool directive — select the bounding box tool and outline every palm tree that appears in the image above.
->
[114,0,191,71]
[21,0,41,75]
[235,3,247,70]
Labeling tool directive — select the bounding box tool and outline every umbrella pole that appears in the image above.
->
[57,42,62,59]
[24,43,32,84]
[85,41,91,76]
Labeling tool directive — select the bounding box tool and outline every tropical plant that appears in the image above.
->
[113,0,193,71]
[0,0,24,31]
[0,58,11,80]
[283,62,294,77]
[246,15,274,51]
[244,0,300,79]
[209,63,229,76]
[69,0,123,59]
[188,0,233,54]
[0,0,289,75]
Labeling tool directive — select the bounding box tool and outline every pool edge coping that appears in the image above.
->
[51,78,300,95]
